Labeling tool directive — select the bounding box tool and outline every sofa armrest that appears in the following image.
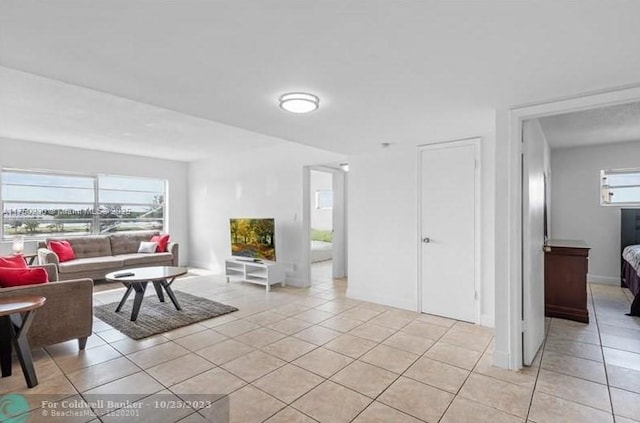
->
[0,278,93,349]
[168,242,179,267]
[31,263,59,282]
[38,247,59,267]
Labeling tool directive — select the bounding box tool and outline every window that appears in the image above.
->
[98,175,165,233]
[1,169,166,239]
[601,168,640,205]
[315,190,333,209]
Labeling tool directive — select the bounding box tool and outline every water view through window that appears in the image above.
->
[1,170,166,239]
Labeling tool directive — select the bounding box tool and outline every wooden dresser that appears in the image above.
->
[544,239,590,323]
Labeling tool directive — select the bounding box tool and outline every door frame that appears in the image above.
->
[302,164,348,286]
[498,85,640,370]
[417,137,482,323]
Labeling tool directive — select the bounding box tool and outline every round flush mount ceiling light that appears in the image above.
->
[279,92,320,113]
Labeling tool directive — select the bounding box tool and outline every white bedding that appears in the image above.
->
[311,240,332,263]
[622,245,640,274]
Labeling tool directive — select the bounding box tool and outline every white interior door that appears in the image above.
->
[522,120,546,365]
[420,141,478,323]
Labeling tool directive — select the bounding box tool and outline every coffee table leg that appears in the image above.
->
[152,281,165,302]
[0,316,12,377]
[115,285,133,312]
[161,279,182,311]
[130,282,148,321]
[11,311,38,388]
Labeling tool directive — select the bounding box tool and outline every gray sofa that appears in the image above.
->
[37,231,179,281]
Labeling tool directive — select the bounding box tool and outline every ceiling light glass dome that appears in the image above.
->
[279,92,319,113]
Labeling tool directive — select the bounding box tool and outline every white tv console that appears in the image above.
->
[224,257,286,292]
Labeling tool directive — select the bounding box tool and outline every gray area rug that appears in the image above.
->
[94,291,238,340]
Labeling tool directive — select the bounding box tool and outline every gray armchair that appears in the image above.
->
[0,265,93,350]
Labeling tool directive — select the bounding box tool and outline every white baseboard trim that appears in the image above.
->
[492,349,511,370]
[187,261,225,273]
[588,274,621,285]
[346,288,418,312]
[187,260,204,268]
[480,313,495,328]
[284,277,308,288]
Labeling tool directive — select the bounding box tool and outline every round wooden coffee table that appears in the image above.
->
[0,296,46,388]
[105,266,188,321]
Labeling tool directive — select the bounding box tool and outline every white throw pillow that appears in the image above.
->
[138,241,157,254]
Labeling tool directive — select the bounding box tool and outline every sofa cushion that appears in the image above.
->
[109,231,159,255]
[138,241,157,254]
[58,256,125,273]
[0,267,48,287]
[46,236,111,259]
[48,240,76,262]
[150,234,170,252]
[0,254,28,268]
[116,252,173,267]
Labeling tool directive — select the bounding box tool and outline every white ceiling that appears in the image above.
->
[540,102,640,149]
[0,67,284,161]
[1,1,640,160]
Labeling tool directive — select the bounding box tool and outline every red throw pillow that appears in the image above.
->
[0,267,48,288]
[47,240,76,262]
[0,254,27,269]
[150,234,170,253]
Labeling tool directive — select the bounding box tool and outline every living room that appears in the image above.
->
[1,2,640,422]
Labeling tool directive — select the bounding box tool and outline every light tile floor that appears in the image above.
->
[1,268,639,423]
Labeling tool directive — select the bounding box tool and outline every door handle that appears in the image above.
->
[422,237,431,243]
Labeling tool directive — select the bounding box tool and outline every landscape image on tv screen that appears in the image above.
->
[230,218,276,261]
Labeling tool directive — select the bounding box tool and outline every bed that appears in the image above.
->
[620,208,640,316]
[310,240,332,263]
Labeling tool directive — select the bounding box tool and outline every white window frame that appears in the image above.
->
[1,168,167,240]
[315,190,333,210]
[600,168,640,206]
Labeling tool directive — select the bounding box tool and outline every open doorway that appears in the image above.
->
[310,168,334,284]
[303,163,348,287]
[498,85,640,370]
[522,102,640,365]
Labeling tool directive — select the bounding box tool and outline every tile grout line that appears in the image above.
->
[589,283,616,422]
[74,347,183,421]
[523,315,551,422]
[346,317,452,423]
[240,313,452,422]
[248,319,406,413]
[269,313,495,421]
[433,335,494,423]
[164,294,431,421]
[247,291,382,422]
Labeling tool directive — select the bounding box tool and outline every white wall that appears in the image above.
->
[550,140,640,284]
[310,170,333,231]
[0,137,190,264]
[188,142,344,286]
[347,134,496,326]
[348,146,419,310]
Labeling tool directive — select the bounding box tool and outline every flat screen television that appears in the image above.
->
[229,218,276,261]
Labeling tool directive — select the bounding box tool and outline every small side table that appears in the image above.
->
[22,254,38,266]
[0,296,46,388]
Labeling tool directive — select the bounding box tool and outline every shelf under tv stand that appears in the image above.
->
[225,257,286,292]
